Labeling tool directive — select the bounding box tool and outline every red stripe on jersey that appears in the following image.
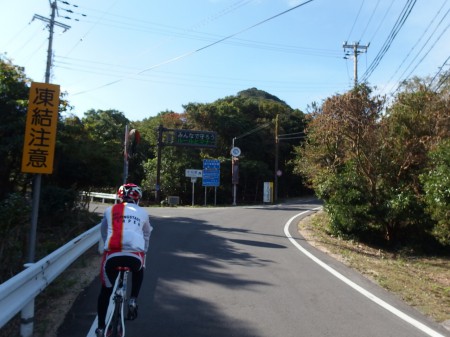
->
[107,203,125,250]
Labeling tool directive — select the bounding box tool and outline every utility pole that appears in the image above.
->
[343,41,369,87]
[155,125,164,203]
[274,114,279,203]
[21,3,70,337]
[32,3,71,83]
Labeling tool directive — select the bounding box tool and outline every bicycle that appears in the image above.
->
[104,267,136,337]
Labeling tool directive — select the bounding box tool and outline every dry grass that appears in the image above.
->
[298,210,450,324]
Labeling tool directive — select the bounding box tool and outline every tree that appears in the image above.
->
[420,140,450,246]
[0,56,30,198]
[139,112,204,202]
[184,88,307,202]
[81,109,130,187]
[295,80,449,248]
[294,85,387,239]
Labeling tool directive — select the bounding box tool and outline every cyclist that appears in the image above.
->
[95,183,153,337]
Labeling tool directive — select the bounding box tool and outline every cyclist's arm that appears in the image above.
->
[143,216,152,252]
[100,216,108,242]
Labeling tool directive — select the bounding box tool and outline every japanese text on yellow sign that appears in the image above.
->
[21,82,60,174]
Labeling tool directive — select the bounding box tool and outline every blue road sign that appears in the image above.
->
[202,159,220,187]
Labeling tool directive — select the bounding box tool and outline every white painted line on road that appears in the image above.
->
[284,209,446,337]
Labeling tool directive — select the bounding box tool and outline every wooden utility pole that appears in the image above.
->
[274,114,279,203]
[155,125,164,203]
[343,41,369,87]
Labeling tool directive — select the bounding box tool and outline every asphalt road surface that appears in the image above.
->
[58,199,449,337]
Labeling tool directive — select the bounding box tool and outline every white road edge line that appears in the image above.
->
[284,209,446,337]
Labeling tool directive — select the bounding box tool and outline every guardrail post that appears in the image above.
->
[20,299,34,337]
[19,263,35,337]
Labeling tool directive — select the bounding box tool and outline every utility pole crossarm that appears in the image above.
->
[343,41,369,87]
[32,14,71,31]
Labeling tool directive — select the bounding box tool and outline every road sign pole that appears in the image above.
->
[192,181,195,206]
[123,124,129,184]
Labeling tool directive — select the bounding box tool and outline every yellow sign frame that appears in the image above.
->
[21,82,60,174]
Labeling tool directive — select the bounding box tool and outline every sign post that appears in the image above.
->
[21,82,60,264]
[185,169,202,206]
[202,159,220,206]
[191,178,197,206]
[230,147,241,206]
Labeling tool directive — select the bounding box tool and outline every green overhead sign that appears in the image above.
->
[173,129,217,148]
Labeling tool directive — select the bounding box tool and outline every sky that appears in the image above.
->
[1,0,449,122]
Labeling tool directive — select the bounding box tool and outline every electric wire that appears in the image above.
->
[346,0,365,42]
[398,14,450,80]
[72,0,315,96]
[389,8,450,95]
[234,122,272,141]
[399,23,450,84]
[367,0,396,43]
[435,71,450,91]
[381,2,449,94]
[358,0,381,42]
[361,0,417,82]
[429,55,450,89]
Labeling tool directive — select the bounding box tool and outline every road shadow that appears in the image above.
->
[59,214,277,337]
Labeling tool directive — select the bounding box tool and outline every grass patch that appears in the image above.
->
[298,210,450,324]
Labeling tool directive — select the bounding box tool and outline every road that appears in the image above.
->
[58,199,449,337]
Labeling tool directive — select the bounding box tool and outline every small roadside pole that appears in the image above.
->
[123,125,129,184]
[191,177,197,206]
[230,147,241,206]
[185,169,202,206]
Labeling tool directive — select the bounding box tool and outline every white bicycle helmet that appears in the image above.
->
[117,183,142,203]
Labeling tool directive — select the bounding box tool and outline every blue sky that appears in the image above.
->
[1,0,449,121]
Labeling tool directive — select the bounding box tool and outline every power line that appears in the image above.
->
[367,0,395,43]
[361,0,417,82]
[389,16,450,96]
[397,12,450,82]
[346,0,365,42]
[73,0,315,96]
[382,2,449,94]
[358,0,381,42]
[430,55,450,90]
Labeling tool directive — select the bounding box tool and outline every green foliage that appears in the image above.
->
[0,57,30,198]
[0,193,30,281]
[316,162,372,238]
[39,185,78,218]
[182,88,307,202]
[421,140,450,245]
[297,81,449,250]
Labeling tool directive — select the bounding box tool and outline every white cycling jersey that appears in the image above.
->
[100,202,152,253]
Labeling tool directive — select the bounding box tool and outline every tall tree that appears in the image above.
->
[295,80,449,247]
[0,57,30,198]
[81,109,130,187]
[184,88,307,202]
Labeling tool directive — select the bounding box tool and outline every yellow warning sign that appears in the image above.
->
[21,82,60,174]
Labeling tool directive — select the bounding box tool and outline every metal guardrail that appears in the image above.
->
[81,191,117,203]
[0,224,101,335]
